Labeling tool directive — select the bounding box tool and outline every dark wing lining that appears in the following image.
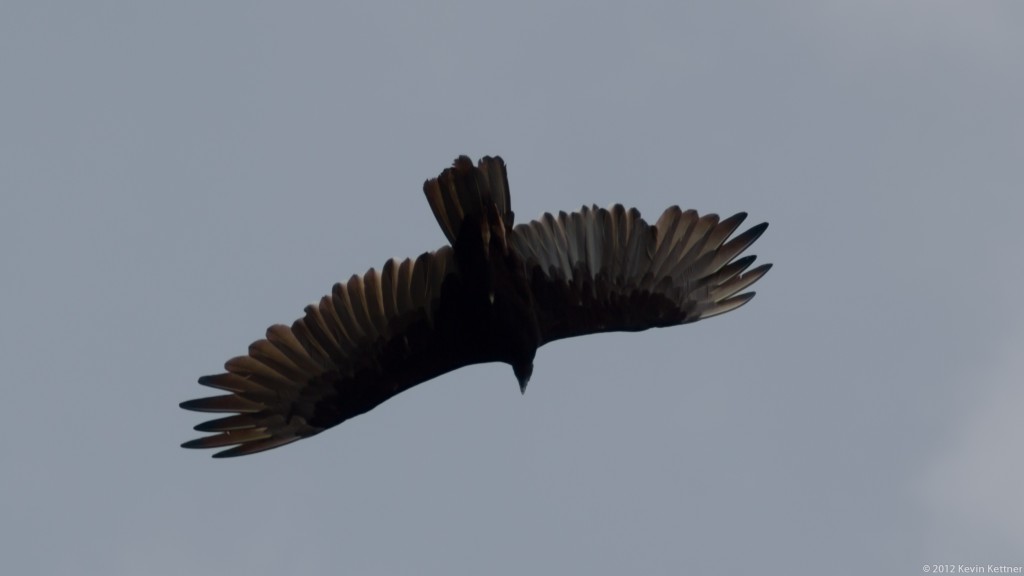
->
[180,246,463,457]
[510,205,771,344]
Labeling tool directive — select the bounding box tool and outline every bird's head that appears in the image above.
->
[513,361,533,395]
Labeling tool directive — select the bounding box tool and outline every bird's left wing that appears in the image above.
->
[181,247,463,458]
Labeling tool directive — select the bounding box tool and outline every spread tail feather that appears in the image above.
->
[423,155,513,245]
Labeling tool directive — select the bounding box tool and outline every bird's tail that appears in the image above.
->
[423,156,514,246]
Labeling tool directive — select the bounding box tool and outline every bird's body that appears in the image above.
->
[181,156,771,457]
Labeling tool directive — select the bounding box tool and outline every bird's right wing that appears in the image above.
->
[180,246,466,458]
[510,205,771,344]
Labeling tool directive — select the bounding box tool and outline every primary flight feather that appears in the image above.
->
[181,156,771,457]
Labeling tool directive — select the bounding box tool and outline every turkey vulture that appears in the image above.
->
[181,156,771,457]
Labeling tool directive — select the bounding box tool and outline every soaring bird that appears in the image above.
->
[181,156,771,457]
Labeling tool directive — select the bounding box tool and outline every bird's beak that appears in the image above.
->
[514,362,533,395]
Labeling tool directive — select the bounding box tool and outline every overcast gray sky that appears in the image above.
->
[3,2,1022,574]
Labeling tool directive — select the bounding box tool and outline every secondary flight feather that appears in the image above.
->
[181,156,771,457]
